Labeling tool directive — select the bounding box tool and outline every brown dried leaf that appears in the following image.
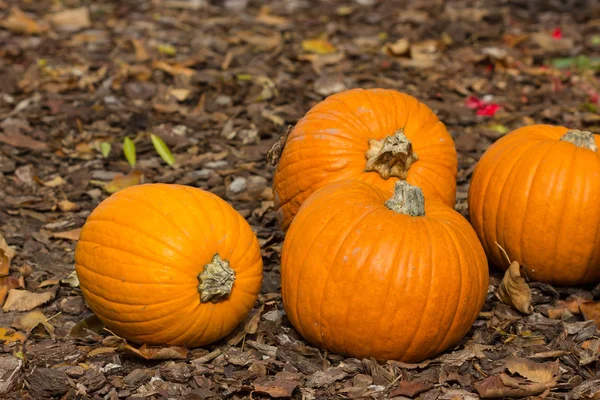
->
[256,6,291,27]
[383,38,410,56]
[389,380,433,398]
[0,234,16,277]
[0,131,48,151]
[37,279,60,289]
[1,6,49,34]
[101,170,143,194]
[47,7,91,32]
[11,310,54,335]
[69,314,104,339]
[253,371,301,398]
[503,356,559,384]
[43,175,66,187]
[496,261,533,314]
[579,301,600,329]
[475,373,549,398]
[152,60,196,77]
[86,347,118,358]
[51,228,81,241]
[121,343,188,360]
[57,199,78,212]
[2,288,56,312]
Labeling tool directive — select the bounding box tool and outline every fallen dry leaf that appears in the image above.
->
[475,373,549,398]
[0,6,49,34]
[301,39,336,54]
[61,271,80,288]
[47,7,91,32]
[383,38,410,56]
[43,175,66,187]
[0,131,48,151]
[0,328,25,344]
[37,279,60,289]
[11,310,54,336]
[496,261,533,314]
[389,380,433,397]
[86,347,118,358]
[51,228,81,241]
[2,288,56,312]
[69,314,104,339]
[99,170,143,194]
[57,199,78,212]
[152,60,196,77]
[579,301,600,329]
[503,356,560,384]
[169,88,191,101]
[0,234,16,276]
[121,343,188,360]
[256,6,291,27]
[253,371,302,398]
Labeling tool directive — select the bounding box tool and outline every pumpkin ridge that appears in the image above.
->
[429,218,470,355]
[401,217,434,358]
[76,239,194,280]
[317,205,380,354]
[81,219,198,269]
[116,192,195,239]
[292,119,370,147]
[311,96,375,136]
[502,141,556,268]
[476,136,539,260]
[290,204,350,341]
[81,288,190,318]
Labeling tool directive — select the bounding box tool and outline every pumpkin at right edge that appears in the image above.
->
[468,124,600,286]
[281,179,489,363]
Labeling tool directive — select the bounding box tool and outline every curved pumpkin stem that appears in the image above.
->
[364,128,419,180]
[385,180,425,217]
[198,254,236,303]
[560,129,598,152]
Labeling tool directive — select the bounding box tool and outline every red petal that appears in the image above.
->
[465,95,483,109]
[476,104,501,116]
[552,28,562,39]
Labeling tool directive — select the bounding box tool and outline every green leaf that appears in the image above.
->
[150,134,175,166]
[123,137,136,168]
[100,141,111,158]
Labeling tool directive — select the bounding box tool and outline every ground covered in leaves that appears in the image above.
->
[0,0,600,398]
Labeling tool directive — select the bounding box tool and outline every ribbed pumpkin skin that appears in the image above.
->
[273,88,458,230]
[468,125,600,286]
[281,180,489,362]
[75,183,263,347]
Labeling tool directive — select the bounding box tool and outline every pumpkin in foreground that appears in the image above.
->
[280,179,489,362]
[74,183,263,347]
[469,124,600,286]
[273,87,458,230]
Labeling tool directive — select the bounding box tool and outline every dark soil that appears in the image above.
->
[1,0,600,399]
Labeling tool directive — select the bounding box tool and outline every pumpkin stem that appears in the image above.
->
[364,128,419,180]
[385,180,425,216]
[559,129,598,151]
[197,254,236,303]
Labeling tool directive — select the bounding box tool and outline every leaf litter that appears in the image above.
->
[0,0,599,398]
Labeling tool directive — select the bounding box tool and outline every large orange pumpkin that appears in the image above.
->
[273,88,458,230]
[468,125,600,286]
[74,183,263,347]
[281,179,489,362]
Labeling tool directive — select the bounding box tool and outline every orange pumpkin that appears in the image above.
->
[74,183,263,347]
[468,125,600,286]
[273,88,458,230]
[281,179,489,362]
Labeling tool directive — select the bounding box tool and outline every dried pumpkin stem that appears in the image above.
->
[559,129,598,152]
[385,180,425,217]
[197,254,236,303]
[364,128,419,180]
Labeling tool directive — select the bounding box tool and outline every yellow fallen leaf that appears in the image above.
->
[158,43,177,56]
[58,199,79,212]
[51,228,81,241]
[87,347,117,358]
[152,60,195,77]
[44,175,67,187]
[301,39,336,54]
[1,6,49,34]
[0,327,26,343]
[169,88,191,101]
[102,170,143,194]
[0,234,16,277]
